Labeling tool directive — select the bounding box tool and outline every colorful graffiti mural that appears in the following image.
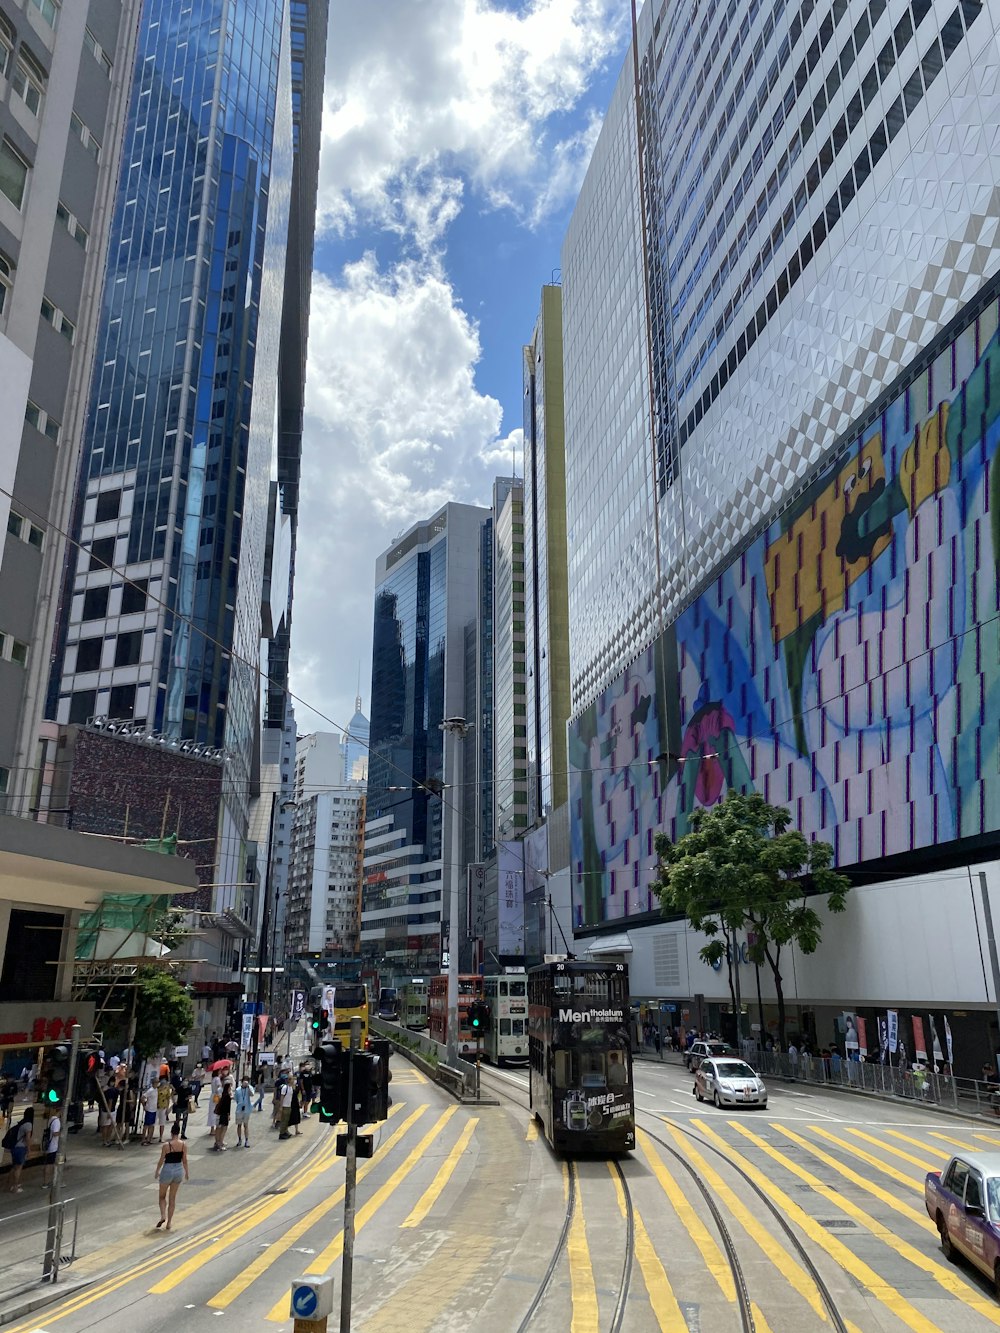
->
[570,298,1000,929]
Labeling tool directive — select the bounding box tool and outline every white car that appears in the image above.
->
[694,1057,767,1109]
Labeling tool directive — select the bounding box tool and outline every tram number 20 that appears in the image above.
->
[624,1130,635,1146]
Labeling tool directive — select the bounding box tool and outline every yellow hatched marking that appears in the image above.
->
[568,1165,599,1333]
[974,1133,1000,1148]
[691,1119,945,1333]
[886,1129,949,1157]
[803,1125,925,1195]
[751,1305,775,1332]
[264,1105,459,1320]
[638,1129,735,1302]
[845,1127,939,1172]
[662,1122,826,1323]
[525,1119,539,1141]
[607,1160,688,1330]
[206,1104,413,1309]
[149,1131,348,1294]
[929,1130,988,1151]
[400,1116,478,1228]
[725,1119,1000,1326]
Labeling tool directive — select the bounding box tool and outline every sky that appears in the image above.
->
[288,0,631,740]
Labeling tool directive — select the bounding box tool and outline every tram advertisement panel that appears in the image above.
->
[552,1000,633,1138]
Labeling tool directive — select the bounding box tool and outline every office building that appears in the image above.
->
[363,502,489,974]
[563,0,1000,1057]
[493,476,527,842]
[0,0,139,811]
[287,780,365,959]
[342,696,370,782]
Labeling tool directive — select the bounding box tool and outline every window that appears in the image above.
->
[3,635,28,666]
[7,511,21,539]
[24,399,58,441]
[82,586,109,620]
[94,490,120,522]
[56,201,88,250]
[114,630,142,667]
[74,637,102,672]
[83,26,112,75]
[7,509,44,550]
[0,253,10,316]
[0,138,29,209]
[29,0,59,28]
[89,535,115,570]
[12,50,45,116]
[120,579,147,614]
[108,683,136,720]
[68,689,96,724]
[24,401,41,430]
[70,113,100,162]
[27,522,42,549]
[40,296,73,342]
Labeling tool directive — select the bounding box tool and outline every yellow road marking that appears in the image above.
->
[975,1133,1000,1147]
[568,1165,599,1333]
[525,1119,539,1141]
[264,1105,460,1319]
[751,1304,774,1332]
[802,1124,925,1195]
[400,1116,478,1228]
[662,1122,826,1323]
[639,1129,735,1302]
[725,1119,1000,1325]
[691,1119,943,1333]
[206,1104,414,1309]
[631,1208,688,1331]
[2,1131,345,1333]
[929,1130,988,1150]
[845,1127,940,1172]
[886,1129,949,1157]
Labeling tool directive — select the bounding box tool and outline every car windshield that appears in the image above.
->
[707,1043,729,1055]
[715,1061,756,1079]
[988,1177,1000,1222]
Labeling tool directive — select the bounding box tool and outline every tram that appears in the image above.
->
[483,971,528,1065]
[528,959,635,1154]
[400,979,429,1031]
[428,974,484,1057]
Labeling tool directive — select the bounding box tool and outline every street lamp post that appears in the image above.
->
[439,717,470,1069]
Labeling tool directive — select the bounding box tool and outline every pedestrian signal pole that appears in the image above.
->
[43,1022,80,1282]
[340,1015,361,1333]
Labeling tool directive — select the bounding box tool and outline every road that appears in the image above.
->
[6,1053,1000,1331]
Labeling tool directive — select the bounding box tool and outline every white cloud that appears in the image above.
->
[320,0,626,244]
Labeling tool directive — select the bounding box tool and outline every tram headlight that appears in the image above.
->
[587,1107,603,1129]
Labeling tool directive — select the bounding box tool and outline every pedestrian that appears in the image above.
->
[100,1076,117,1146]
[254,1065,267,1112]
[156,1076,172,1142]
[271,1071,285,1130]
[289,1081,303,1137]
[787,1041,799,1078]
[189,1063,205,1107]
[154,1122,188,1231]
[139,1081,157,1144]
[278,1073,294,1139]
[213,1080,232,1151]
[171,1069,190,1140]
[0,1076,15,1126]
[299,1065,314,1119]
[207,1071,222,1135]
[202,1039,213,1064]
[41,1106,60,1188]
[234,1076,254,1147]
[6,1106,33,1192]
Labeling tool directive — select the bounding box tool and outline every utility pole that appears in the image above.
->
[440,717,470,1068]
[340,1015,361,1333]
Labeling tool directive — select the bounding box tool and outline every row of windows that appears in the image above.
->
[40,296,74,343]
[24,399,59,443]
[7,508,44,550]
[0,108,100,215]
[67,683,140,726]
[0,629,28,667]
[79,579,148,621]
[74,628,146,671]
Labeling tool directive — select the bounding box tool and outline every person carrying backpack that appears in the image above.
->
[4,1106,34,1193]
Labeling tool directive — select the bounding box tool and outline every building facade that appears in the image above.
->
[287,780,365,959]
[562,0,1000,1054]
[362,503,489,975]
[0,0,140,811]
[492,476,527,842]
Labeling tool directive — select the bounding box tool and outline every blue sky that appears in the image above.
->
[290,0,631,737]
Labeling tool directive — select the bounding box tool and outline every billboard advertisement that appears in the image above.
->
[498,841,524,957]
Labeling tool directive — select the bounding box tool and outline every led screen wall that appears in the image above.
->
[570,295,1000,929]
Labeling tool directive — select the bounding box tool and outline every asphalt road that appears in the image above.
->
[6,1052,1000,1331]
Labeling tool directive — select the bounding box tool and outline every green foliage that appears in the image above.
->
[133,967,194,1058]
[654,790,850,1041]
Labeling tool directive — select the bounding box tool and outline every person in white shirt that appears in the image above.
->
[42,1109,60,1187]
[141,1082,159,1145]
[278,1077,294,1139]
[206,1073,222,1134]
[787,1042,799,1078]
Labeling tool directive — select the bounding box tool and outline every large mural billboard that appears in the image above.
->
[570,298,1000,930]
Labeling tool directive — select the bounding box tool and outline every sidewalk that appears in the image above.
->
[0,1054,319,1320]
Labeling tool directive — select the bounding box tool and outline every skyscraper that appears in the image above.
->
[363,502,489,974]
[0,0,140,810]
[493,476,526,842]
[563,0,1000,1026]
[342,695,370,782]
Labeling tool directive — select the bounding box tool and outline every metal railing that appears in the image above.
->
[0,1196,78,1304]
[370,1018,478,1093]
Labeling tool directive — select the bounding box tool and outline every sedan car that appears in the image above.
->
[684,1040,732,1071]
[926,1151,1000,1296]
[694,1057,768,1108]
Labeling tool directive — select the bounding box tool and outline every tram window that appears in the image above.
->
[509,980,526,996]
[512,1019,524,1036]
[499,981,508,997]
[554,1051,572,1087]
[500,1019,511,1035]
[580,1053,606,1088]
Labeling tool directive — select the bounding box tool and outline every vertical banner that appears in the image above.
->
[240,1012,253,1051]
[944,1015,954,1066]
[878,1014,889,1062]
[842,1012,859,1055]
[467,864,486,941]
[928,1015,944,1065]
[912,1016,927,1061]
[498,841,525,957]
[886,1010,898,1054]
[856,1016,868,1058]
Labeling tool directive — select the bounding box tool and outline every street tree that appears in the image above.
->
[653,790,850,1046]
[133,966,194,1059]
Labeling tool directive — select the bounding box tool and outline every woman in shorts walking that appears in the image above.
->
[154,1122,188,1230]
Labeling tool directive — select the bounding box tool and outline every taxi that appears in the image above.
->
[925,1150,1000,1297]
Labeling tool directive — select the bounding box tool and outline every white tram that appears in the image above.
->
[483,970,528,1065]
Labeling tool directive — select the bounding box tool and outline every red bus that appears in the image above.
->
[428,974,484,1056]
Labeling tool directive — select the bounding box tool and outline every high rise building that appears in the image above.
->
[363,502,489,974]
[564,0,1000,1046]
[493,476,527,842]
[342,695,370,782]
[0,0,140,811]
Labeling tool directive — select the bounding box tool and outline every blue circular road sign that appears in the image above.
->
[292,1285,319,1318]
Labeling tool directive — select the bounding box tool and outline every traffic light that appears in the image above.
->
[309,985,326,1039]
[365,1038,391,1122]
[469,1000,490,1034]
[316,1039,348,1124]
[42,1043,71,1108]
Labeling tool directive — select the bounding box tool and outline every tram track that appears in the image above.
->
[480,1062,849,1333]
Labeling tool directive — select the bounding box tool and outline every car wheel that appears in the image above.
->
[938,1213,954,1262]
[713,1091,722,1109]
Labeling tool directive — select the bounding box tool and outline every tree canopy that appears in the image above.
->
[653,790,850,1044]
[133,967,194,1058]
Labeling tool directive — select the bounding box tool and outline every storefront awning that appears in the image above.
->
[583,933,634,956]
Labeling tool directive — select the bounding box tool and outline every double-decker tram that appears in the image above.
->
[528,959,635,1154]
[483,971,528,1065]
[428,974,484,1056]
[400,979,429,1030]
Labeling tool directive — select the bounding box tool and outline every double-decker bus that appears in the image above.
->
[400,979,429,1031]
[323,982,369,1047]
[428,974,484,1056]
[483,971,528,1065]
[528,959,635,1154]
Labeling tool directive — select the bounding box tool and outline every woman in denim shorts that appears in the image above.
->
[153,1122,188,1230]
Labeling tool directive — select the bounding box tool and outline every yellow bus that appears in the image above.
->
[323,982,369,1047]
